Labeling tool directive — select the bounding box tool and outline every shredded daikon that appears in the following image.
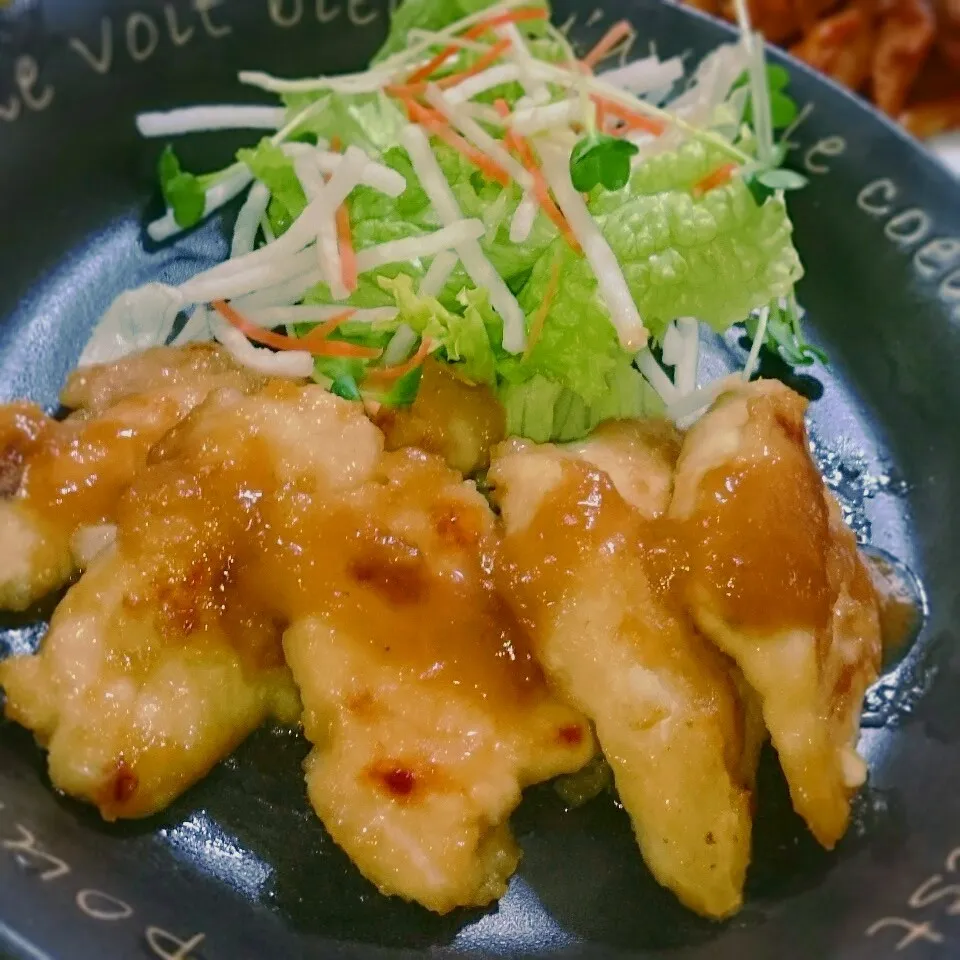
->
[177,167,355,294]
[460,102,508,127]
[313,150,406,196]
[424,85,532,190]
[509,192,537,243]
[238,66,400,97]
[80,283,186,366]
[419,250,459,296]
[596,56,684,97]
[294,155,327,200]
[510,99,581,136]
[661,320,684,367]
[180,246,318,304]
[497,21,550,102]
[444,64,522,104]
[634,348,678,404]
[354,219,485,273]
[538,142,647,350]
[675,317,699,394]
[239,0,527,96]
[667,43,749,127]
[742,306,769,381]
[244,305,398,327]
[231,269,325,312]
[210,310,314,378]
[400,123,527,353]
[666,373,742,422]
[232,181,272,257]
[136,105,285,138]
[383,323,418,366]
[291,154,347,299]
[172,305,213,346]
[406,29,492,53]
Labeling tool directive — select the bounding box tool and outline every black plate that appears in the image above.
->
[1,1,959,958]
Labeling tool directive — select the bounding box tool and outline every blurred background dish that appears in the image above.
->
[682,0,960,141]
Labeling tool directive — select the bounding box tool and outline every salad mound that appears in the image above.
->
[89,0,817,443]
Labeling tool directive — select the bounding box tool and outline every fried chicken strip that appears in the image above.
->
[0,381,366,818]
[490,421,757,919]
[3,379,592,910]
[280,450,592,912]
[669,380,881,848]
[0,344,266,611]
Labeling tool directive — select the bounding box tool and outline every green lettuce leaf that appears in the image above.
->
[281,91,408,157]
[585,141,803,341]
[237,139,307,235]
[602,182,802,339]
[378,274,497,384]
[510,240,626,404]
[373,0,502,63]
[499,357,664,443]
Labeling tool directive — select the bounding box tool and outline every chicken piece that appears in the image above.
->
[490,420,758,919]
[669,380,881,849]
[374,360,505,475]
[936,0,960,71]
[0,550,299,819]
[900,91,960,138]
[58,342,262,415]
[272,449,593,913]
[2,381,592,910]
[0,344,267,611]
[0,382,371,818]
[872,0,936,116]
[791,8,876,92]
[721,0,839,44]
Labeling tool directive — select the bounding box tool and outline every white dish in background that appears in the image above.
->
[929,131,960,176]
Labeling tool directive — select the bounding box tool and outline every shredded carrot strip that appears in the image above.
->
[407,48,461,86]
[213,301,379,359]
[693,162,738,197]
[582,20,633,70]
[335,205,358,293]
[367,337,434,381]
[406,99,512,186]
[595,97,607,133]
[523,254,561,360]
[438,37,511,87]
[297,309,356,349]
[407,8,545,84]
[386,82,427,98]
[309,340,381,359]
[511,134,579,248]
[592,95,666,136]
[463,7,547,37]
[494,98,580,252]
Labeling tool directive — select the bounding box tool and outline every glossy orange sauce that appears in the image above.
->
[865,553,924,657]
[375,360,506,475]
[115,420,546,712]
[675,453,834,632]
[0,394,187,530]
[502,405,853,641]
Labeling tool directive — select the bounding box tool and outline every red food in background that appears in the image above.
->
[684,0,960,135]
